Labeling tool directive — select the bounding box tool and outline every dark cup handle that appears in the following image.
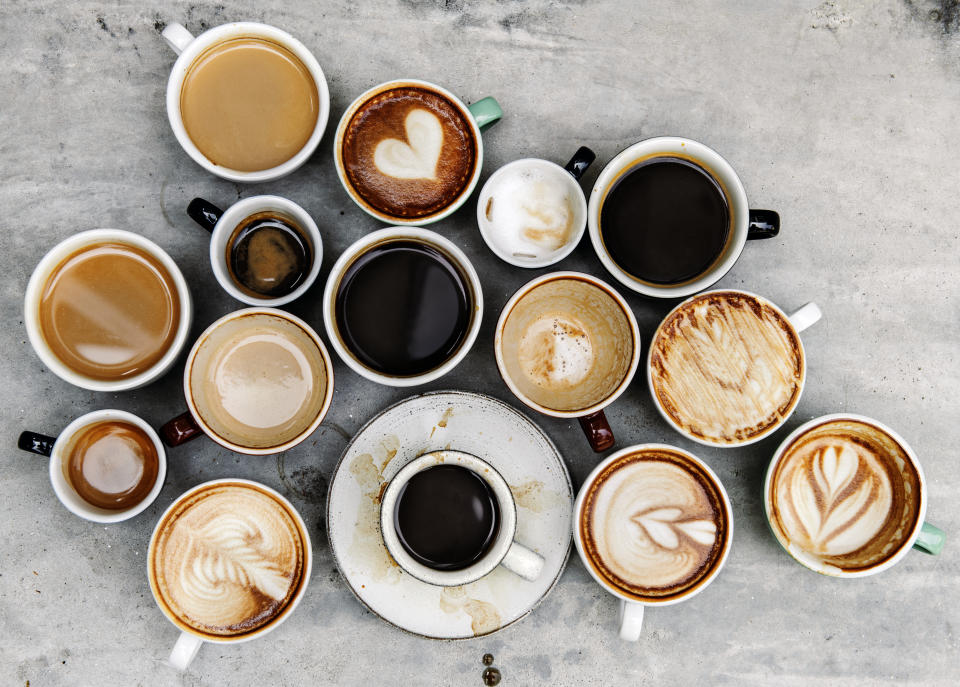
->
[747,210,780,239]
[578,410,615,453]
[160,411,204,447]
[18,431,56,457]
[187,198,224,233]
[563,146,596,181]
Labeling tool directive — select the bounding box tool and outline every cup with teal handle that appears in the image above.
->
[764,413,944,577]
[333,79,502,224]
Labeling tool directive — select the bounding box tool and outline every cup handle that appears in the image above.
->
[467,97,503,132]
[787,302,822,333]
[913,522,945,555]
[578,410,615,453]
[187,198,224,233]
[500,541,544,581]
[17,431,56,457]
[167,631,203,671]
[563,146,596,181]
[747,210,780,239]
[161,22,195,56]
[160,411,204,447]
[619,600,644,641]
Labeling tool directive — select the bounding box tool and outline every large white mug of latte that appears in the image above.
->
[148,479,312,670]
[573,445,733,640]
[765,414,944,577]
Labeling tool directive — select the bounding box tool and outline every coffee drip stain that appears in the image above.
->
[347,436,403,582]
[510,480,565,514]
[439,586,501,635]
[430,406,455,438]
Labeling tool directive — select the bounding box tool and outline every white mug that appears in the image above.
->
[379,451,544,586]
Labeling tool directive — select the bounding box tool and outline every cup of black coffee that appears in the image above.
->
[379,450,544,586]
[322,226,483,386]
[588,137,779,298]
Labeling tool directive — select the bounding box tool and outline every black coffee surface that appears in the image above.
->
[394,465,500,571]
[334,241,471,376]
[600,157,729,284]
[227,212,312,298]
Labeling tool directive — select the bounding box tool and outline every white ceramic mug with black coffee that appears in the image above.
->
[379,450,544,586]
[588,136,779,298]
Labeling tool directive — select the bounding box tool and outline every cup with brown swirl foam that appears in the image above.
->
[573,444,733,640]
[148,479,311,670]
[764,414,944,578]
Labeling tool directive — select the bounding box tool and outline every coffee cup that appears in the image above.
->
[334,79,502,224]
[24,229,193,392]
[322,226,483,387]
[494,272,640,452]
[764,413,945,577]
[648,289,822,447]
[162,21,329,182]
[588,136,780,298]
[573,444,733,640]
[477,147,596,268]
[379,450,544,586]
[160,308,334,454]
[185,195,322,306]
[148,479,312,670]
[18,409,166,523]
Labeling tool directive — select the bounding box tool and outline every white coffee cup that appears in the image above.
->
[162,21,330,182]
[379,450,544,586]
[18,409,166,523]
[24,229,193,392]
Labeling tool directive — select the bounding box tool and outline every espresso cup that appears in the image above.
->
[334,79,502,224]
[648,289,822,447]
[185,195,322,306]
[24,229,193,392]
[162,21,330,182]
[148,479,312,670]
[588,136,780,298]
[573,444,733,641]
[477,147,596,268]
[379,450,544,586]
[764,413,945,577]
[160,308,334,455]
[18,410,166,523]
[494,272,640,452]
[322,226,483,387]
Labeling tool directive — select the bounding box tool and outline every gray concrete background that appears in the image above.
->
[1,0,957,684]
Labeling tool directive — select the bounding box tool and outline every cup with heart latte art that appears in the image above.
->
[334,79,502,224]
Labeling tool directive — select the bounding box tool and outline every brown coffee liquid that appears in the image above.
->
[600,157,730,284]
[394,465,500,570]
[226,212,312,298]
[180,37,318,172]
[64,421,159,510]
[334,241,471,376]
[38,242,180,380]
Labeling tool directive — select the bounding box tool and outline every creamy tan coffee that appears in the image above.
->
[149,482,306,636]
[650,291,803,444]
[768,418,922,573]
[579,448,729,600]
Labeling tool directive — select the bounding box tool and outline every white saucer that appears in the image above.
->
[326,390,573,639]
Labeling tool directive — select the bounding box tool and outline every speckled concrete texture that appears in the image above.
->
[1,1,958,685]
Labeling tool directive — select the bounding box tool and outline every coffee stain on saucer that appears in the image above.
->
[510,480,566,513]
[430,406,455,438]
[440,586,502,635]
[346,438,404,583]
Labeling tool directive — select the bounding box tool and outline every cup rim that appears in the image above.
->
[476,157,588,268]
[321,226,484,387]
[146,478,314,644]
[333,78,485,225]
[587,136,750,298]
[24,229,194,392]
[763,412,928,578]
[493,270,641,418]
[182,307,334,454]
[572,443,734,606]
[207,195,323,307]
[646,288,807,448]
[165,21,330,183]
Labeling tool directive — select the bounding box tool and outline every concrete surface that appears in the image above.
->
[1,1,958,685]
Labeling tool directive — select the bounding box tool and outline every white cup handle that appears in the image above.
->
[167,631,203,671]
[500,541,544,581]
[618,600,644,641]
[162,22,195,55]
[788,302,822,333]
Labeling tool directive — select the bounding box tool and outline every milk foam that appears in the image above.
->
[517,313,594,389]
[373,109,443,180]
